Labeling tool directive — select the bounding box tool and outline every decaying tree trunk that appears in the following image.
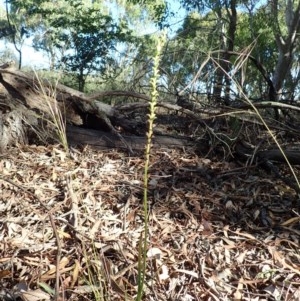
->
[66,125,206,154]
[2,67,300,164]
[0,67,208,153]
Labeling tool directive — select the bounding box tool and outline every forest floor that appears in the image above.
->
[0,139,300,301]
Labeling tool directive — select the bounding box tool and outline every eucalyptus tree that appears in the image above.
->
[160,0,300,105]
[52,2,126,92]
[159,11,217,96]
[269,0,300,101]
[6,0,135,91]
[127,0,169,28]
[235,0,300,102]
[1,0,33,68]
[233,7,276,99]
[179,0,239,104]
[108,0,170,94]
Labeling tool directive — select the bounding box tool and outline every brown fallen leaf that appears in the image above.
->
[0,269,11,279]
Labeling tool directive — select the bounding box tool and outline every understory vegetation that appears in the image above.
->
[0,1,300,301]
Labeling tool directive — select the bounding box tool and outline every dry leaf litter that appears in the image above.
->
[0,144,299,301]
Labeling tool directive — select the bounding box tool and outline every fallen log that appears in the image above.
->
[66,125,206,153]
[257,149,300,165]
[0,67,210,152]
[235,141,300,165]
[0,68,142,150]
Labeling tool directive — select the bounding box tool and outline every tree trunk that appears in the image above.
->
[212,0,237,104]
[271,0,300,98]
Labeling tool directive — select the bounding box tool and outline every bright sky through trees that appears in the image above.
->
[0,0,49,67]
[0,0,186,68]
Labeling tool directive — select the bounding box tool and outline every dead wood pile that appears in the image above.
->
[1,67,300,168]
[0,68,207,153]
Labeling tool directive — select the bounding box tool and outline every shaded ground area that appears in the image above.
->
[0,144,299,300]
